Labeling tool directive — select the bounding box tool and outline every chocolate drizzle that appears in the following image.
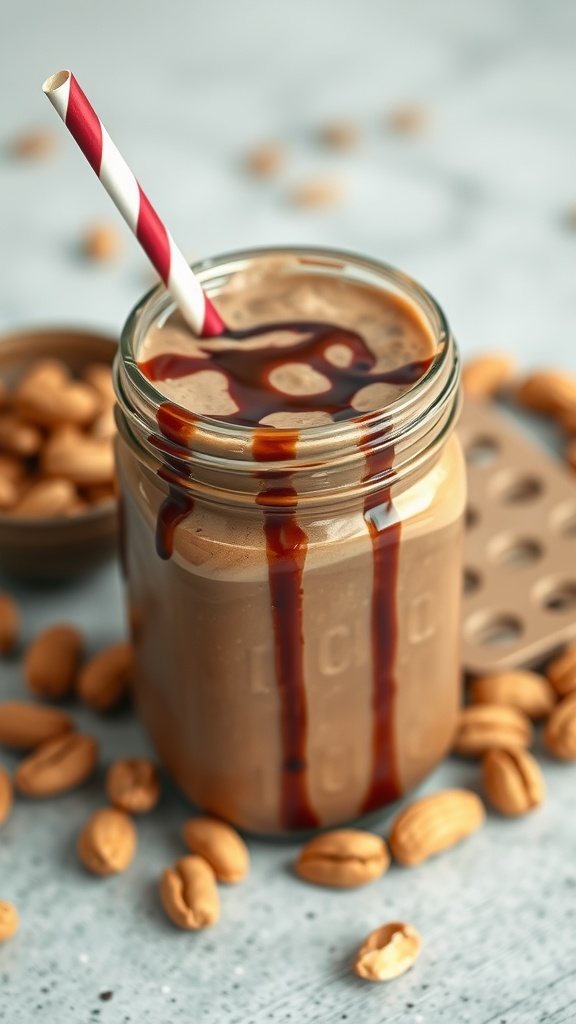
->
[140,315,433,828]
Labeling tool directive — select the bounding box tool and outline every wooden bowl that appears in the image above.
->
[0,327,118,580]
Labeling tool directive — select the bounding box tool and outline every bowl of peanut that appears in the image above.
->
[0,327,119,579]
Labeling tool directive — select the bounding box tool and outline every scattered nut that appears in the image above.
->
[83,225,122,262]
[245,143,287,178]
[290,178,346,208]
[0,767,13,826]
[560,407,576,435]
[482,748,545,816]
[469,671,556,720]
[11,129,56,159]
[453,704,533,757]
[461,353,517,399]
[182,817,249,883]
[386,104,430,135]
[544,692,576,760]
[0,701,73,750]
[515,370,576,417]
[319,121,360,150]
[0,901,18,942]
[547,644,576,697]
[389,789,485,867]
[160,855,219,930]
[0,593,20,653]
[24,624,83,699]
[106,758,160,814]
[78,807,137,875]
[296,829,389,887]
[15,732,98,797]
[77,642,133,712]
[354,922,422,982]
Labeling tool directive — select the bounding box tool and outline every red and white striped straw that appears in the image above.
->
[42,70,225,339]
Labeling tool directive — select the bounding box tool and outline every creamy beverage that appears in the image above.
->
[115,249,465,834]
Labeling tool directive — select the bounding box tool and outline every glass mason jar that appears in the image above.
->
[114,247,465,835]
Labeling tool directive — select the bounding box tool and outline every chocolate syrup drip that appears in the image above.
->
[142,317,433,827]
[153,404,196,559]
[253,432,319,830]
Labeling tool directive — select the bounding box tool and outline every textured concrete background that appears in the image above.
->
[1,1,576,1021]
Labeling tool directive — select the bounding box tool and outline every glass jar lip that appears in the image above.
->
[118,244,454,453]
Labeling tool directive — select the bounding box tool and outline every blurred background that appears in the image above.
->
[1,0,575,366]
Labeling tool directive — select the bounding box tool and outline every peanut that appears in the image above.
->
[469,670,555,720]
[560,407,576,435]
[15,732,98,796]
[546,644,576,697]
[83,224,122,262]
[78,807,137,875]
[0,454,26,484]
[482,748,545,816]
[291,178,346,207]
[296,829,390,887]
[13,478,77,518]
[0,593,20,653]
[0,475,18,510]
[0,767,13,826]
[245,143,286,178]
[461,353,517,399]
[0,901,18,942]
[11,128,56,159]
[83,363,115,406]
[106,758,160,814]
[516,370,576,417]
[15,378,100,428]
[453,704,533,756]
[182,817,249,883]
[42,429,115,486]
[386,104,430,134]
[354,922,421,982]
[389,789,485,867]
[17,359,70,392]
[77,642,132,711]
[0,701,73,749]
[319,121,360,150]
[0,414,42,457]
[160,855,219,930]
[91,406,116,440]
[24,624,83,699]
[544,692,576,760]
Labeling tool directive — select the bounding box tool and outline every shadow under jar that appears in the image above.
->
[114,247,465,835]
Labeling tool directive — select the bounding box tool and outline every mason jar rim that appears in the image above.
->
[117,244,454,453]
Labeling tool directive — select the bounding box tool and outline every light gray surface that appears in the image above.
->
[1,1,576,1021]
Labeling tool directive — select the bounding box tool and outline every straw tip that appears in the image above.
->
[42,70,71,95]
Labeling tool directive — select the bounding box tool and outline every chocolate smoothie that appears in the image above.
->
[115,250,465,834]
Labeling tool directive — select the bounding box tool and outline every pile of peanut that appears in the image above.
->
[0,358,116,517]
[2,579,576,988]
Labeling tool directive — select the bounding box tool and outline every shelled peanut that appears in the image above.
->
[0,358,116,518]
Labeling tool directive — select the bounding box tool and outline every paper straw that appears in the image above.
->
[42,70,225,338]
